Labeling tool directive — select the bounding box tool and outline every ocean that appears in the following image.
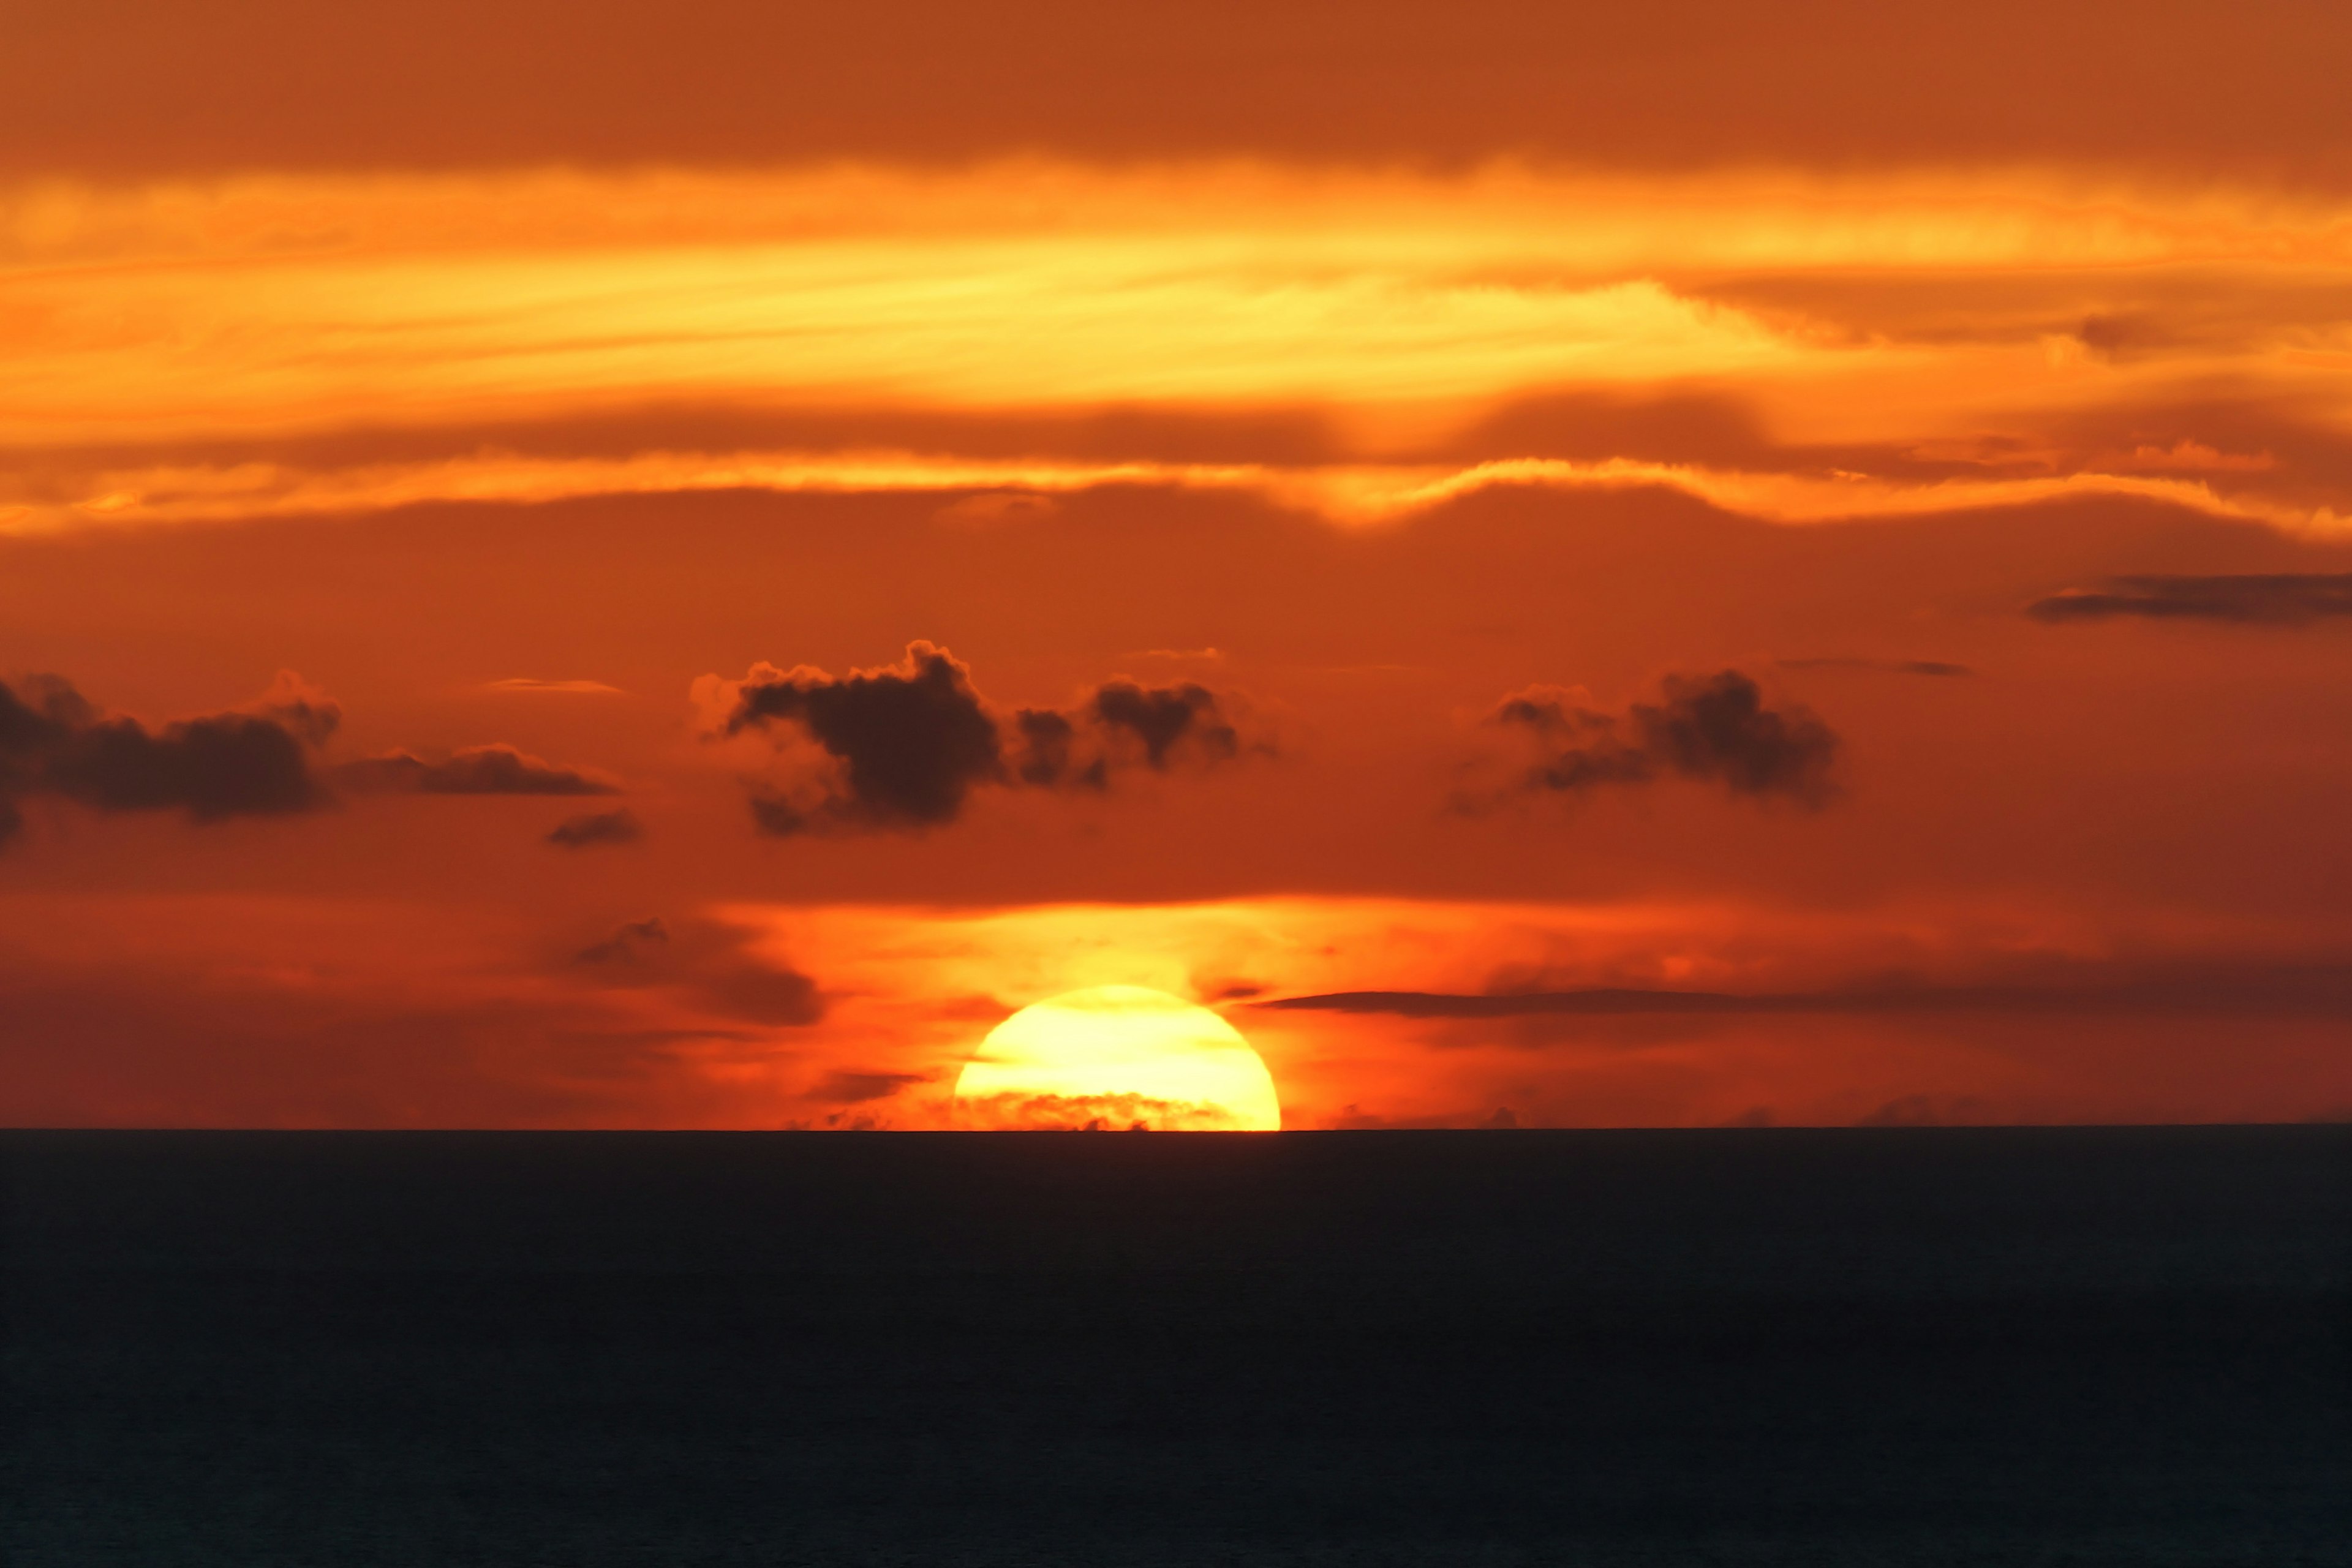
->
[6,1128,2348,1566]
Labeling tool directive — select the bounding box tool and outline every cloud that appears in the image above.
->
[952,1090,1245,1132]
[578,915,669,965]
[1778,657,1972,677]
[482,677,627,695]
[1485,670,1838,807]
[575,914,825,1027]
[705,642,1254,835]
[809,1069,930,1106]
[1261,962,2352,1027]
[2027,573,2352,625]
[547,807,644,848]
[338,744,620,795]
[0,671,337,842]
[1090,680,1241,769]
[721,641,1001,834]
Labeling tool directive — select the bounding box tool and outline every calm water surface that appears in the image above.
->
[5,1128,2348,1566]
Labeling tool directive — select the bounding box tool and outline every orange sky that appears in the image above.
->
[4,1,2350,1128]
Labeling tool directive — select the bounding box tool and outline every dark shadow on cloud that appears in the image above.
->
[547,807,644,848]
[2028,573,2352,624]
[575,914,824,1026]
[338,744,620,794]
[0,671,337,843]
[711,641,1254,836]
[1482,669,1838,809]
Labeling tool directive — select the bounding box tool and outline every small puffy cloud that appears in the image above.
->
[0,671,337,842]
[1481,669,1838,808]
[702,641,1257,837]
[1090,680,1240,769]
[339,744,620,796]
[2028,573,2352,625]
[547,807,644,848]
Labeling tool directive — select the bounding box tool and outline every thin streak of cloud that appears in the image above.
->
[1779,657,1973,676]
[483,677,628,695]
[2028,573,2352,624]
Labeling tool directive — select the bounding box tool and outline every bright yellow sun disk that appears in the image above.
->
[952,985,1281,1131]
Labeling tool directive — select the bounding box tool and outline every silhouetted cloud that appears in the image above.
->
[0,671,337,842]
[575,914,824,1026]
[547,807,644,848]
[339,744,620,795]
[722,641,1001,834]
[1090,679,1239,767]
[1779,657,1972,677]
[2027,573,2352,625]
[704,641,1254,835]
[1485,670,1838,807]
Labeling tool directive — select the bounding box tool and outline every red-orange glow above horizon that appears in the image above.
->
[3,2,2350,1129]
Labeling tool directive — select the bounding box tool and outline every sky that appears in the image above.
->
[5,0,2351,1129]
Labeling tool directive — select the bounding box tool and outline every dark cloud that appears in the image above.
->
[547,807,644,848]
[1089,680,1240,767]
[2027,573,2352,625]
[577,915,668,965]
[575,915,824,1027]
[1263,962,2352,1026]
[1779,657,1973,677]
[1488,670,1838,807]
[338,744,620,795]
[0,672,336,842]
[724,641,1002,834]
[809,1069,930,1106]
[710,642,1253,835]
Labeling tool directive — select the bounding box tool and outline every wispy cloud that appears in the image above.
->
[483,677,627,695]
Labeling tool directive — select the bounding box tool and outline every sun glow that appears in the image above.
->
[952,985,1282,1131]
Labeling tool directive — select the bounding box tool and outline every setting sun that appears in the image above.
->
[951,986,1282,1131]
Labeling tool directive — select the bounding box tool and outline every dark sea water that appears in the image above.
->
[4,1128,2348,1566]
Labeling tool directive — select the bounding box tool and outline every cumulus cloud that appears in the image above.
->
[702,641,1253,836]
[720,641,1001,834]
[1482,670,1838,808]
[575,914,825,1027]
[0,671,337,842]
[337,744,620,796]
[1090,680,1240,768]
[2027,573,2352,625]
[547,807,644,848]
